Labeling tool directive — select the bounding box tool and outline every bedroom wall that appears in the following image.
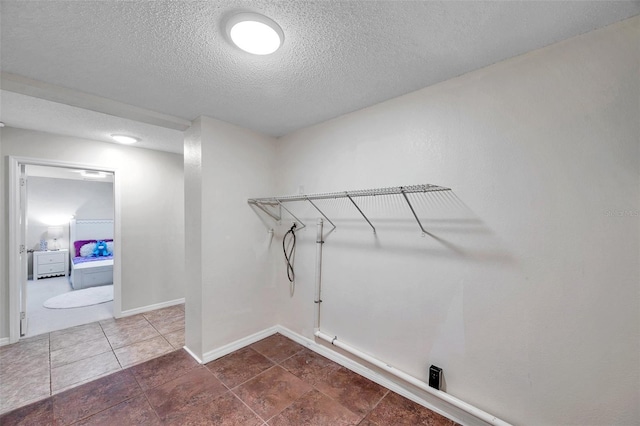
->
[0,128,185,339]
[274,17,639,426]
[26,177,114,277]
[184,116,279,360]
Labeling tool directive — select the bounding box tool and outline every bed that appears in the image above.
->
[69,219,114,289]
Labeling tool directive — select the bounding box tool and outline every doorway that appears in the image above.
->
[25,165,115,336]
[8,156,122,343]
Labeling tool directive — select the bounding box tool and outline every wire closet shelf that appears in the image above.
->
[247,184,451,236]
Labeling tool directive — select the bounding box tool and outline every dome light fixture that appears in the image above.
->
[226,13,283,55]
[111,134,139,145]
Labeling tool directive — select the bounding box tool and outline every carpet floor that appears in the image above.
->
[25,277,113,337]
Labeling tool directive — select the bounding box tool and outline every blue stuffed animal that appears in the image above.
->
[92,240,110,257]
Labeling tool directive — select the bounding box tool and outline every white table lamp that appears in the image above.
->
[48,226,63,251]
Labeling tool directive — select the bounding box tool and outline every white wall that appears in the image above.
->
[274,17,639,426]
[26,177,114,277]
[0,130,6,339]
[184,116,279,360]
[0,127,185,338]
[184,118,204,357]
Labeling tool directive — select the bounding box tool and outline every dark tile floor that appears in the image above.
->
[0,333,457,425]
[0,305,185,415]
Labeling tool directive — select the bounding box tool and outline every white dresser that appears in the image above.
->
[33,249,69,280]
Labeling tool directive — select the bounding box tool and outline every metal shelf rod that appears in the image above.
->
[248,184,451,237]
[248,184,450,205]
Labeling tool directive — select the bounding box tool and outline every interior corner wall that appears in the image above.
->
[274,17,640,426]
[184,117,203,358]
[0,127,185,334]
[185,116,279,358]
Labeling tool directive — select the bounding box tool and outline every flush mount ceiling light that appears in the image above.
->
[111,134,139,145]
[226,13,283,55]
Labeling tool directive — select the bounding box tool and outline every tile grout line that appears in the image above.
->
[51,321,122,396]
[264,345,335,422]
[106,316,168,368]
[275,347,386,423]
[141,313,183,352]
[254,350,306,366]
[203,347,277,389]
[97,320,119,370]
[49,322,113,367]
[229,387,269,424]
[59,372,146,425]
[369,388,391,413]
[139,361,228,424]
[101,318,122,375]
[50,353,124,395]
[228,363,280,390]
[139,385,164,423]
[264,387,315,424]
[221,339,321,424]
[218,359,299,424]
[105,308,184,370]
[310,382,368,422]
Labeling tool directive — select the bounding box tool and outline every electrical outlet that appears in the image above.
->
[429,365,442,390]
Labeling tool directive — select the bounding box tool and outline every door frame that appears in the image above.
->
[8,156,122,343]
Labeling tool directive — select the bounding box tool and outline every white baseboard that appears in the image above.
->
[200,326,279,364]
[119,298,185,318]
[0,337,10,347]
[200,325,486,426]
[182,345,203,364]
[274,326,482,426]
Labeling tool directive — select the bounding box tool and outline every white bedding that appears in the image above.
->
[69,219,114,289]
[72,258,114,269]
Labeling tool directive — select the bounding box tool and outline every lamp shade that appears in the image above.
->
[48,226,63,239]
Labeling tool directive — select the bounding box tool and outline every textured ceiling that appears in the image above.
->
[1,1,639,149]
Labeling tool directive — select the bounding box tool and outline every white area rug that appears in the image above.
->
[44,285,114,309]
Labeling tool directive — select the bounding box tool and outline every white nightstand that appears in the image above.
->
[33,249,69,280]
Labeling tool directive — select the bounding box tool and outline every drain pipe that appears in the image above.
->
[314,331,511,426]
[313,218,324,332]
[311,216,510,426]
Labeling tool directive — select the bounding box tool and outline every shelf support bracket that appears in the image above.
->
[277,200,306,230]
[346,194,376,234]
[306,197,336,233]
[250,200,281,222]
[400,188,428,236]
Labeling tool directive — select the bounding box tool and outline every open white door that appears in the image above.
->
[19,164,28,336]
[9,158,29,341]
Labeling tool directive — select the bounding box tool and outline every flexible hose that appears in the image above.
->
[283,223,296,282]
